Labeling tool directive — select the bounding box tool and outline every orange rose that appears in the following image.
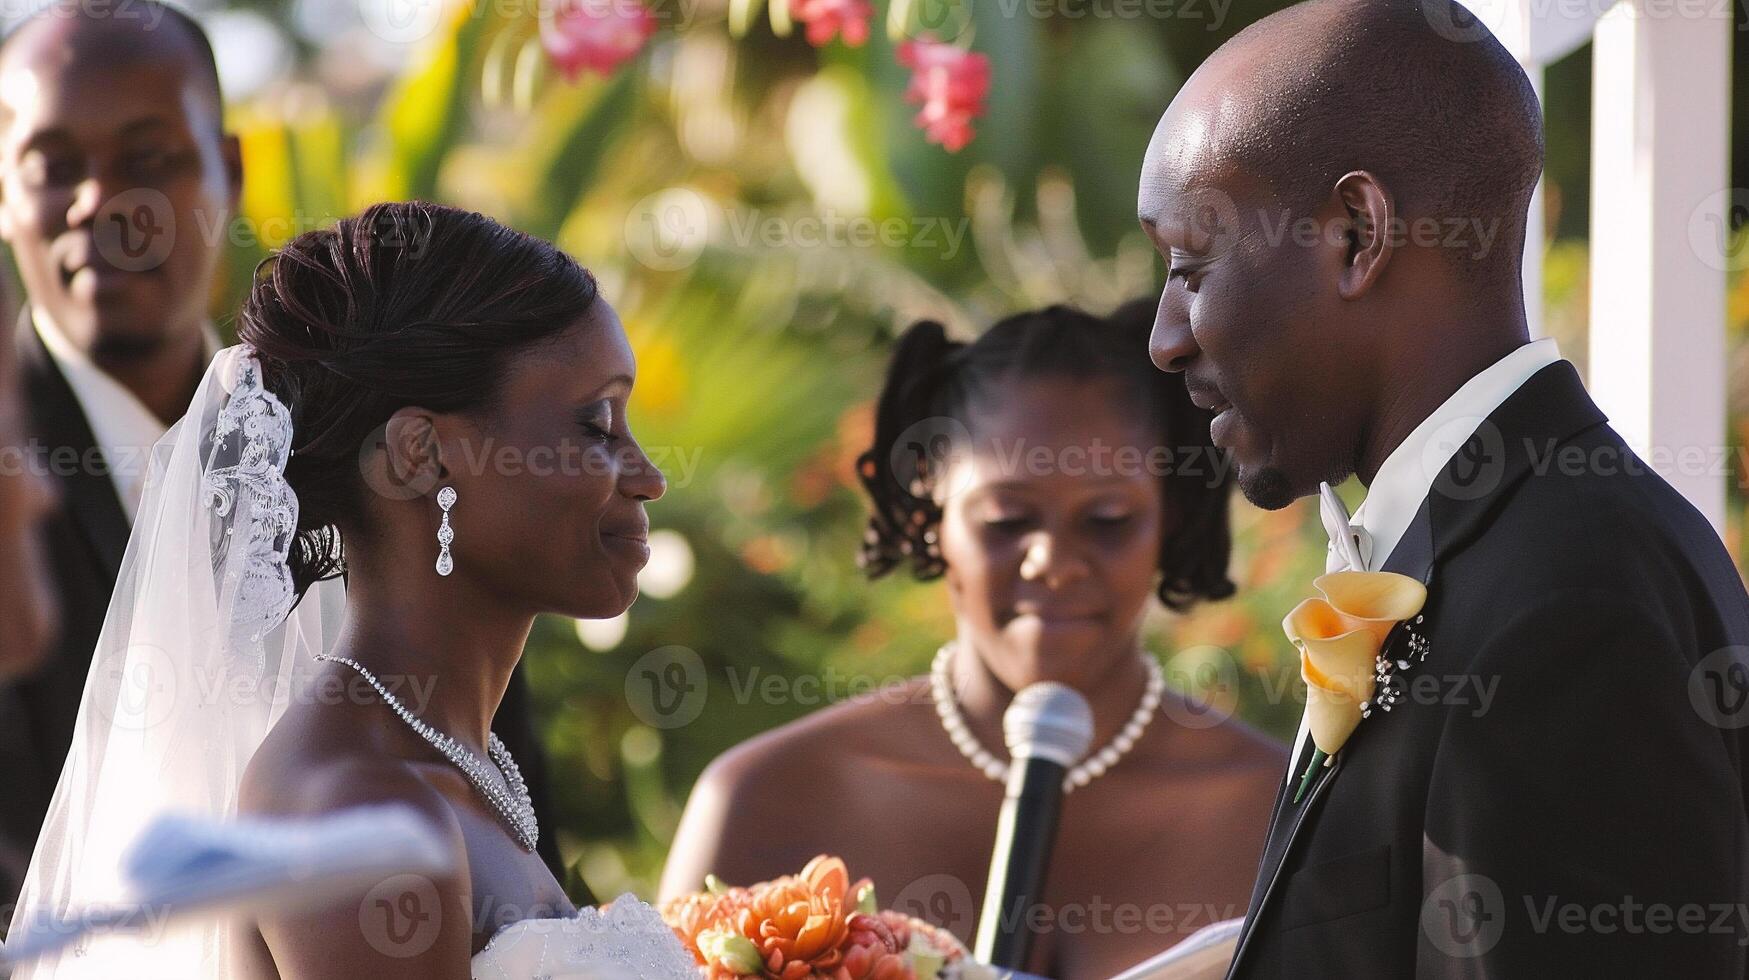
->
[730,856,861,977]
[663,856,970,980]
[663,889,748,967]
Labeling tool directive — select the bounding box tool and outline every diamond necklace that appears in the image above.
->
[317,654,539,852]
[930,641,1165,793]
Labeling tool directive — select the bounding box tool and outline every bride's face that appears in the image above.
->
[441,302,666,620]
[936,376,1168,694]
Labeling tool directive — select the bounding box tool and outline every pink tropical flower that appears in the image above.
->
[541,0,658,81]
[895,40,990,152]
[792,0,873,47]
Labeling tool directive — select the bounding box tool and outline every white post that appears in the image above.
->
[1478,0,1603,341]
[1588,0,1731,532]
[1524,65,1545,341]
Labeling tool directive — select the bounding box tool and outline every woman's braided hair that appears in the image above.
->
[854,300,1236,611]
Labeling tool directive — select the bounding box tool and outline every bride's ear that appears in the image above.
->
[378,408,446,496]
[1333,170,1393,301]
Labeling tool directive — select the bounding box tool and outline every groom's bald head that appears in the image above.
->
[1210,0,1541,277]
[1140,0,1544,509]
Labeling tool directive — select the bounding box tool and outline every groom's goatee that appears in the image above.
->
[1238,466,1296,511]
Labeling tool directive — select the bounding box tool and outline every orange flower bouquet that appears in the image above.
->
[660,855,994,980]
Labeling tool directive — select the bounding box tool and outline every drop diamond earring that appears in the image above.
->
[436,485,457,576]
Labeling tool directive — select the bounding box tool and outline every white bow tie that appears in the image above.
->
[1320,482,1373,573]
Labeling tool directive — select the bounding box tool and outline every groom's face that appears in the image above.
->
[1138,93,1359,510]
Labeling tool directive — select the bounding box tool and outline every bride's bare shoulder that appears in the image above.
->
[236,705,476,980]
[238,700,458,838]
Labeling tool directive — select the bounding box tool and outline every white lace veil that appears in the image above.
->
[7,345,346,977]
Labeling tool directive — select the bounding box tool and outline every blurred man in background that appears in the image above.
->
[0,2,563,909]
[0,269,57,682]
[0,0,238,903]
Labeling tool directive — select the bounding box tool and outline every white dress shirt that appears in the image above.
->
[33,309,220,524]
[1342,337,1565,574]
[1287,338,1566,776]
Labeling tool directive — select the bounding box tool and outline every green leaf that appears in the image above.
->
[518,69,641,242]
[371,6,493,201]
[730,0,766,38]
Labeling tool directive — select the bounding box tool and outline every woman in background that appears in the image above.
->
[662,300,1285,980]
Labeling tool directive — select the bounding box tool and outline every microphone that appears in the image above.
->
[973,682,1095,970]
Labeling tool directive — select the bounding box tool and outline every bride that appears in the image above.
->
[7,202,696,978]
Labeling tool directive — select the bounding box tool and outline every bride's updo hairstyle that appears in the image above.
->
[239,201,600,597]
[855,299,1235,611]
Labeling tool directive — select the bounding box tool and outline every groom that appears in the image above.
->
[1142,0,1749,976]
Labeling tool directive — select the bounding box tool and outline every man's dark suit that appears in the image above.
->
[0,313,569,910]
[1228,361,1749,978]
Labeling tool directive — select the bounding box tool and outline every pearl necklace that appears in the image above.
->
[317,655,539,852]
[930,641,1165,792]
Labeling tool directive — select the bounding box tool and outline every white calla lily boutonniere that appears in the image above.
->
[1283,570,1428,803]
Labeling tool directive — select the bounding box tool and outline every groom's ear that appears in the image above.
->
[379,409,446,496]
[1333,170,1393,301]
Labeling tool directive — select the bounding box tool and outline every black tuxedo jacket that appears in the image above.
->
[0,312,568,906]
[1227,361,1749,978]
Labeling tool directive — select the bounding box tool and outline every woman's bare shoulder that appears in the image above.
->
[661,676,936,899]
[238,704,459,838]
[703,675,935,794]
[1151,693,1291,773]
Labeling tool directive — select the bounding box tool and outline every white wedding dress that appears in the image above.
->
[469,898,697,980]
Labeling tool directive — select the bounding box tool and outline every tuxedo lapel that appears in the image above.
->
[16,308,130,580]
[1227,735,1345,976]
[1423,360,1606,565]
[1381,498,1434,582]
